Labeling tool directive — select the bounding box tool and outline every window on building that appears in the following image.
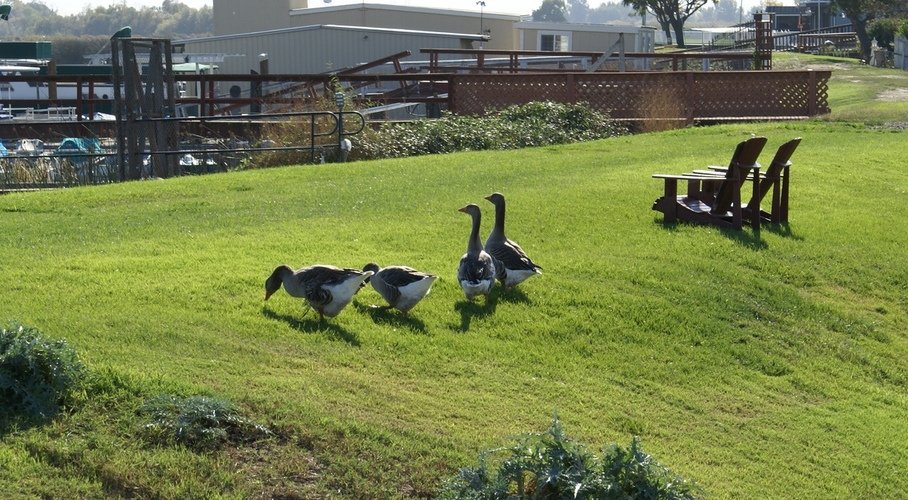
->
[540,32,570,52]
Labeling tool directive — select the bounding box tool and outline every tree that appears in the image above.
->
[832,0,900,61]
[586,1,640,25]
[622,0,716,47]
[532,0,568,22]
[566,0,591,22]
[714,0,740,23]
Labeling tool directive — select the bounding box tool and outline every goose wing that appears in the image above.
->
[297,265,364,305]
[379,266,435,287]
[486,238,541,272]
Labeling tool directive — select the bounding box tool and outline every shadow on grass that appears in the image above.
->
[352,301,429,334]
[454,291,499,332]
[497,286,533,305]
[655,219,770,250]
[759,223,804,240]
[261,307,360,346]
[721,228,768,250]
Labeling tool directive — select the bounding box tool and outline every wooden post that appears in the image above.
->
[754,13,774,70]
[807,70,817,116]
[566,73,576,103]
[48,60,58,101]
[112,37,180,180]
[685,72,695,125]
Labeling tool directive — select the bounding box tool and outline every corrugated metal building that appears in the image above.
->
[178,1,656,79]
[175,24,485,75]
[285,4,521,51]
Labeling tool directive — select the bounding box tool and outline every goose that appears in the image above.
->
[264,264,373,320]
[362,263,437,315]
[483,192,542,289]
[457,203,496,300]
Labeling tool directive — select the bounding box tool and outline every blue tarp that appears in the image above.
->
[56,137,101,154]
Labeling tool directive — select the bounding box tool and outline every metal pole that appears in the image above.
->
[335,92,346,162]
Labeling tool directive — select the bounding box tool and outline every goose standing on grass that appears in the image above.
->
[483,192,542,289]
[264,264,373,321]
[361,263,437,315]
[457,203,497,300]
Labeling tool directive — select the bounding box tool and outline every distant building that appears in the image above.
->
[765,1,849,32]
[178,0,654,75]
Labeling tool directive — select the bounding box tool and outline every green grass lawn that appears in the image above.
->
[1,58,907,498]
[774,52,908,123]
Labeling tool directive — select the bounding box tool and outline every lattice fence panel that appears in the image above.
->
[449,71,831,121]
[574,73,688,120]
[450,76,572,114]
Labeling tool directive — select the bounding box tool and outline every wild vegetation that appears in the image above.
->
[439,417,700,498]
[251,101,627,167]
[354,101,628,160]
[0,322,84,423]
[0,54,906,497]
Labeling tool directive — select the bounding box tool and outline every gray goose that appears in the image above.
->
[483,192,542,288]
[362,263,437,315]
[457,203,496,300]
[265,264,373,320]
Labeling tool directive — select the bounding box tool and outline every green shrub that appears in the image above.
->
[868,17,908,50]
[354,101,626,161]
[898,19,908,39]
[439,417,700,499]
[0,322,84,421]
[139,394,271,450]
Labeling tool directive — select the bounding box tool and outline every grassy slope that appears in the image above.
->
[775,52,908,122]
[1,62,907,497]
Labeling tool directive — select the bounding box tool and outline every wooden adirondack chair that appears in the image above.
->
[697,138,801,224]
[746,137,800,224]
[652,136,767,230]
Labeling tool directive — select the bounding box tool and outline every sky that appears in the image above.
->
[33,0,770,17]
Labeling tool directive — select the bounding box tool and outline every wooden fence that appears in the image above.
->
[448,70,831,122]
[0,69,830,135]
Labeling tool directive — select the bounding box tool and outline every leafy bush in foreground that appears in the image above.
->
[354,101,627,160]
[139,394,271,450]
[439,417,699,499]
[0,322,84,421]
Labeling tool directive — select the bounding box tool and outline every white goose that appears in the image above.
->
[484,192,542,289]
[265,264,373,320]
[362,263,437,315]
[457,203,496,300]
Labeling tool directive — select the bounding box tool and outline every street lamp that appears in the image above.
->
[476,1,485,35]
[815,0,822,31]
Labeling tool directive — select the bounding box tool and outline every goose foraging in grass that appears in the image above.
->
[457,203,496,300]
[265,264,373,321]
[362,263,437,315]
[483,192,542,289]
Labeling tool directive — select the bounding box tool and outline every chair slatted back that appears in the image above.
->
[712,136,768,214]
[754,137,801,204]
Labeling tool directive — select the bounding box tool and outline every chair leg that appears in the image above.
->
[780,165,790,223]
[750,166,760,231]
[732,174,743,230]
[662,178,678,223]
[770,178,781,224]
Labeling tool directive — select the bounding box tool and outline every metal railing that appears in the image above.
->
[0,109,365,191]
